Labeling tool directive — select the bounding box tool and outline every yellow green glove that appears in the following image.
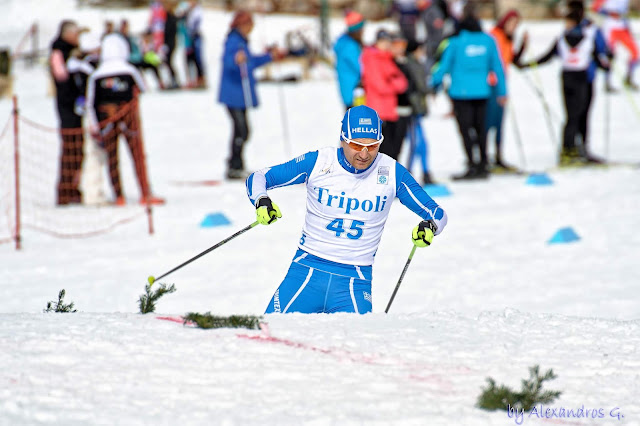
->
[256,197,282,225]
[412,220,436,247]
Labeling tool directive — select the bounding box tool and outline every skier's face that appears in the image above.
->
[342,138,380,170]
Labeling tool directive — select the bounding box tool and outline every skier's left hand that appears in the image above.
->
[497,96,508,107]
[256,197,282,225]
[412,220,436,247]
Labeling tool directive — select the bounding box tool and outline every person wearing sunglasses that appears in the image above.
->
[245,105,448,314]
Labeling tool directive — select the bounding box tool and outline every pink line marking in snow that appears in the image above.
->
[156,316,184,324]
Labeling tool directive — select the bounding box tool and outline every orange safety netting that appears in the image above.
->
[0,97,154,249]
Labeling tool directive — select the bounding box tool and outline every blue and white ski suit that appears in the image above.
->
[246,147,447,314]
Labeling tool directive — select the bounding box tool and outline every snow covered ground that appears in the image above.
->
[0,1,639,424]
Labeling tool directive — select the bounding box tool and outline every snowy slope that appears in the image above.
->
[0,1,640,424]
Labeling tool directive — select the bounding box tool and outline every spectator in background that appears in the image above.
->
[185,0,207,89]
[431,3,506,180]
[592,0,638,90]
[149,0,179,89]
[218,10,282,180]
[569,0,611,162]
[86,34,164,206]
[519,9,610,165]
[333,10,365,110]
[50,20,83,205]
[150,0,166,53]
[102,20,114,40]
[422,0,447,77]
[393,0,430,44]
[486,9,527,173]
[68,32,100,117]
[404,40,434,184]
[139,30,164,89]
[163,0,180,89]
[389,33,412,161]
[119,20,141,65]
[361,29,408,160]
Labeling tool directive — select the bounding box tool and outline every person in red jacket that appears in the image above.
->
[361,29,408,160]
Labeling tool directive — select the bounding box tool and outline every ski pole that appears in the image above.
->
[604,85,610,160]
[508,101,527,170]
[148,221,260,286]
[240,61,253,110]
[385,245,418,313]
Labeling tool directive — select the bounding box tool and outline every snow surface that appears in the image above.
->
[0,1,639,424]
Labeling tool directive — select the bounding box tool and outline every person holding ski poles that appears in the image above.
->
[218,10,284,180]
[519,9,610,165]
[245,105,448,314]
[566,0,612,163]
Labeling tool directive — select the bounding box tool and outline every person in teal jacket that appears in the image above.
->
[333,11,365,110]
[431,3,507,180]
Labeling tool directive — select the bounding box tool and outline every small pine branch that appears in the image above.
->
[477,365,562,412]
[138,283,176,314]
[44,289,77,313]
[184,312,262,330]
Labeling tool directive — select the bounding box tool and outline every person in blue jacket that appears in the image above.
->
[333,11,365,110]
[431,3,506,180]
[218,10,279,179]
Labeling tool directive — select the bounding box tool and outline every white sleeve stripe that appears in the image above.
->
[283,268,314,313]
[400,181,440,220]
[269,172,307,189]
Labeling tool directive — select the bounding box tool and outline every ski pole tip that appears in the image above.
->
[147,275,155,286]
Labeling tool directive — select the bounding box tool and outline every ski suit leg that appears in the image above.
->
[324,275,372,314]
[265,262,328,314]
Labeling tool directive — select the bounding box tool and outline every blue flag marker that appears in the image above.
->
[200,213,231,228]
[526,173,553,186]
[423,184,452,197]
[548,227,580,244]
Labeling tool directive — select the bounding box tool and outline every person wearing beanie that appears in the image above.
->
[218,10,282,180]
[519,9,610,165]
[486,9,527,173]
[361,29,409,160]
[244,105,447,314]
[431,3,507,180]
[333,10,365,110]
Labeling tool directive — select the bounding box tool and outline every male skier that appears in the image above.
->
[245,105,448,314]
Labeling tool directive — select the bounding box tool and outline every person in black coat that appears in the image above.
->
[49,20,83,205]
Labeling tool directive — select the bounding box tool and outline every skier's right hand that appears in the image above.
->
[256,197,282,225]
